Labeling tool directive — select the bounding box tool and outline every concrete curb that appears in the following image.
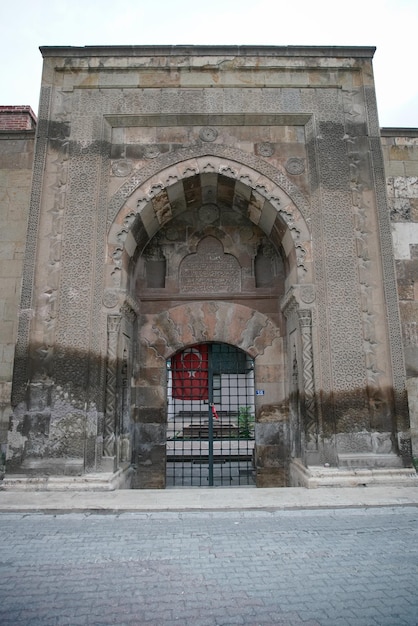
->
[1,485,418,513]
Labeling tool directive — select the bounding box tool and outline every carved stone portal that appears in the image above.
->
[4,45,415,490]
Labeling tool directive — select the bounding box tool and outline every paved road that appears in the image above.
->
[0,507,417,625]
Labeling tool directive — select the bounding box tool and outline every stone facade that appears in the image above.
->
[1,46,417,489]
[0,107,36,472]
[382,128,418,462]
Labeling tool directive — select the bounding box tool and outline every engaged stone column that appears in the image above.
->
[103,315,121,465]
[298,310,318,450]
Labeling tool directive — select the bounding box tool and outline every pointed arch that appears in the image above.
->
[107,145,310,226]
[106,155,313,296]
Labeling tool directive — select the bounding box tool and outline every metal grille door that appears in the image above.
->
[166,343,255,487]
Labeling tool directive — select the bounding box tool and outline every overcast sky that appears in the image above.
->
[1,0,417,128]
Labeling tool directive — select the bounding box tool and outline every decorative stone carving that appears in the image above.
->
[369,138,410,425]
[182,166,198,178]
[281,289,299,321]
[350,140,383,400]
[240,226,254,242]
[298,310,317,443]
[104,315,121,457]
[144,145,160,159]
[120,296,139,322]
[295,244,307,272]
[108,144,310,227]
[52,125,105,389]
[201,161,216,173]
[111,159,133,177]
[165,174,179,186]
[219,165,237,178]
[179,237,241,294]
[285,158,305,175]
[103,290,120,309]
[313,120,367,407]
[8,50,413,486]
[198,204,219,224]
[148,183,164,198]
[110,163,311,283]
[300,285,315,304]
[403,322,418,347]
[165,227,180,241]
[199,127,218,142]
[150,301,280,360]
[258,143,275,157]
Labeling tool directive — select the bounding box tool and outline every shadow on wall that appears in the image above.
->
[4,342,414,473]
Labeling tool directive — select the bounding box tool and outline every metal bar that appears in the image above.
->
[208,343,214,486]
[167,344,255,487]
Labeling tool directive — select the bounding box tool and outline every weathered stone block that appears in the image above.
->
[26,383,52,412]
[131,440,166,489]
[255,444,287,468]
[256,403,288,423]
[21,412,50,437]
[390,197,411,222]
[135,423,166,446]
[134,385,165,408]
[255,423,286,446]
[131,464,166,489]
[256,467,287,488]
[132,406,166,424]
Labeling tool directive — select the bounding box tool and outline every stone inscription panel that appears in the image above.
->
[180,237,241,293]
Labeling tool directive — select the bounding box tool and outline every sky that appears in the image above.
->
[1,0,417,128]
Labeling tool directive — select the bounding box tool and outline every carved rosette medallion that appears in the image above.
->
[111,160,133,177]
[258,142,275,157]
[198,203,219,224]
[285,158,305,175]
[300,285,315,304]
[166,228,180,241]
[199,127,218,142]
[240,226,254,242]
[144,145,160,159]
[103,290,120,309]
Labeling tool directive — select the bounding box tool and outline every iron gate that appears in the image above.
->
[166,343,255,487]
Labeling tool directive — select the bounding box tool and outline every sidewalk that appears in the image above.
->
[1,485,418,513]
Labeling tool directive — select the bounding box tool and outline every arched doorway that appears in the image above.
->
[106,161,315,488]
[167,342,255,487]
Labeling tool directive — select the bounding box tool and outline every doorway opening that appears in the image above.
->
[166,343,255,487]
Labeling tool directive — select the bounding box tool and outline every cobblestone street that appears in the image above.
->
[0,506,417,625]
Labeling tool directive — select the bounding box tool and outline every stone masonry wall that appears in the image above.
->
[0,108,36,465]
[4,47,412,481]
[382,128,418,461]
[0,49,416,484]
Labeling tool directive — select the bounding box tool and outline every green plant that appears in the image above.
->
[169,430,185,440]
[238,406,254,439]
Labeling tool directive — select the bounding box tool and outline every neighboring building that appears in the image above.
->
[0,106,37,471]
[381,128,418,464]
[0,46,417,489]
